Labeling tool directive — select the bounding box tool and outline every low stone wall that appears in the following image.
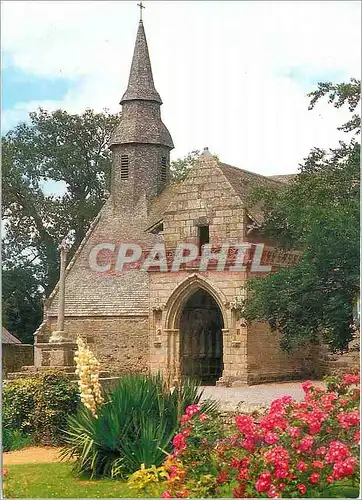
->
[2,344,34,377]
[47,315,150,376]
[246,322,325,384]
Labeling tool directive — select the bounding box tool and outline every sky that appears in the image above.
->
[1,0,361,176]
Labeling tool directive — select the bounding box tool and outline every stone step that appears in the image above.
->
[21,365,76,373]
[326,356,359,365]
[99,376,121,392]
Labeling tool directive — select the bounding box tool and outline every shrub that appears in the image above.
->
[163,404,224,498]
[127,464,169,497]
[3,371,80,445]
[61,373,218,479]
[162,373,360,498]
[2,428,32,452]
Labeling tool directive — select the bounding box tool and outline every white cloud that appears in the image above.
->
[2,0,361,174]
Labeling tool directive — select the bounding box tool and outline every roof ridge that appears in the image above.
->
[218,161,285,185]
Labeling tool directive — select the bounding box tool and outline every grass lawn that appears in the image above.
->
[4,461,359,498]
[4,462,164,498]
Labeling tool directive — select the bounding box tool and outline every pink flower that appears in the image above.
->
[231,458,241,469]
[315,446,327,456]
[274,468,289,479]
[302,380,314,393]
[241,436,256,451]
[338,411,360,429]
[237,468,249,481]
[354,430,360,444]
[162,490,173,498]
[298,436,314,452]
[287,426,300,438]
[297,461,308,472]
[235,414,256,435]
[308,421,321,435]
[267,486,279,498]
[216,470,229,485]
[260,471,272,481]
[176,489,189,498]
[297,484,307,495]
[264,446,289,465]
[180,414,190,424]
[233,485,246,498]
[325,441,350,464]
[309,472,320,484]
[185,404,201,416]
[199,413,209,422]
[311,460,324,469]
[332,457,357,480]
[172,433,186,450]
[256,479,271,493]
[265,431,279,444]
[343,374,360,386]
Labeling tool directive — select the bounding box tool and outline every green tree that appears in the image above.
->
[2,108,120,340]
[170,150,202,182]
[2,266,43,344]
[170,149,219,182]
[241,78,360,352]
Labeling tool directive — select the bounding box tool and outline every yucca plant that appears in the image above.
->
[60,373,218,479]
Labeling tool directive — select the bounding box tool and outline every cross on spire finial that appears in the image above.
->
[137,1,145,21]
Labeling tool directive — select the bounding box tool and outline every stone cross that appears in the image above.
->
[137,1,145,21]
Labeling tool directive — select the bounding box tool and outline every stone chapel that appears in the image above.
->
[33,18,320,386]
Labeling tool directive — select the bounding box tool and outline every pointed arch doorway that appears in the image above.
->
[179,289,224,385]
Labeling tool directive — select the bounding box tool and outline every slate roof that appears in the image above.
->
[121,20,162,104]
[268,174,297,184]
[2,327,21,344]
[218,162,285,224]
[109,20,174,149]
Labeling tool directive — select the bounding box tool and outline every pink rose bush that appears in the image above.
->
[162,373,360,498]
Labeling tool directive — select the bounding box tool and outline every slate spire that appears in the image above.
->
[120,20,162,105]
[109,18,173,148]
[109,16,174,205]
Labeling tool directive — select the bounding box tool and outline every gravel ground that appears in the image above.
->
[201,380,325,411]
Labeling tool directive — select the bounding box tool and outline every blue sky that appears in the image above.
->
[2,62,71,111]
[1,0,360,175]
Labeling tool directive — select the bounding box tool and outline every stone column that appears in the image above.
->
[164,329,180,385]
[36,238,78,368]
[49,238,68,343]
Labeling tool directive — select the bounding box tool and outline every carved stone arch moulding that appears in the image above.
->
[164,273,228,330]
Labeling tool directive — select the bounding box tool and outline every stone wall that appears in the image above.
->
[246,321,321,384]
[2,344,34,377]
[48,316,149,375]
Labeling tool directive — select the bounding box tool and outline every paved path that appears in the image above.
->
[201,380,324,411]
[3,446,63,465]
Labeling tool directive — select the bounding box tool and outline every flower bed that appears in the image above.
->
[161,374,360,498]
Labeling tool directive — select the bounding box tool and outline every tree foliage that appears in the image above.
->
[2,265,43,344]
[170,150,202,182]
[2,108,119,341]
[242,78,360,352]
[170,149,219,182]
